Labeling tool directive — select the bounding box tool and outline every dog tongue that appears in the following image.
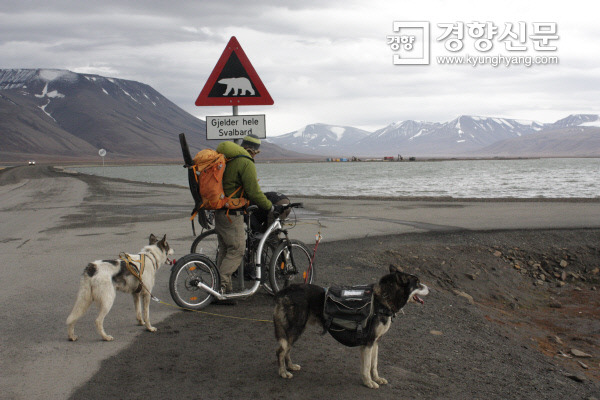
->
[413,295,424,304]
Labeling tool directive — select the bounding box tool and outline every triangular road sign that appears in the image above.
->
[195,36,274,106]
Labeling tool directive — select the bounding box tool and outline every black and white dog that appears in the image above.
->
[67,234,174,341]
[273,265,429,389]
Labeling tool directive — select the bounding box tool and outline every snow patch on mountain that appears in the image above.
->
[38,101,57,122]
[35,83,65,99]
[581,119,600,127]
[121,89,140,103]
[577,115,600,127]
[329,126,346,141]
[38,69,78,83]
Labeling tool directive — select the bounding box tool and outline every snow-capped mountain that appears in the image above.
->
[0,68,208,161]
[546,114,600,129]
[0,68,300,162]
[266,123,369,156]
[268,115,599,157]
[269,116,549,157]
[477,114,600,157]
[2,69,598,160]
[354,116,545,156]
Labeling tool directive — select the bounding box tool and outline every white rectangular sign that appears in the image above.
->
[206,115,266,140]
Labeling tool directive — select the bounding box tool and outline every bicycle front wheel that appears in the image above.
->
[259,241,277,295]
[268,239,314,293]
[169,254,220,310]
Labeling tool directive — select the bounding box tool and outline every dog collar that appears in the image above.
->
[374,297,396,319]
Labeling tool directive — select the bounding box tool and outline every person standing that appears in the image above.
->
[214,135,272,295]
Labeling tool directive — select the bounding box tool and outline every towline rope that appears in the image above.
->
[151,295,274,323]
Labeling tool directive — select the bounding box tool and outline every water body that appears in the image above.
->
[74,158,600,199]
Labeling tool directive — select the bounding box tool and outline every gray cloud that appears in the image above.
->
[1,0,598,135]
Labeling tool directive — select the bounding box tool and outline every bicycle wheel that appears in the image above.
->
[259,241,277,295]
[190,229,219,262]
[269,239,315,293]
[169,254,220,310]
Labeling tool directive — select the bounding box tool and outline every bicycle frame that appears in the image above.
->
[193,215,285,301]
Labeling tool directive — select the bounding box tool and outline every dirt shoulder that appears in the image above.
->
[70,229,600,400]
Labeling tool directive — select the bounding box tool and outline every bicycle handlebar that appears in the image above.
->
[244,202,303,218]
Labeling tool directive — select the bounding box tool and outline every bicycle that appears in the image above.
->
[187,202,308,295]
[170,199,316,311]
[170,133,317,310]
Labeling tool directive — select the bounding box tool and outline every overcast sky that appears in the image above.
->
[1,0,598,136]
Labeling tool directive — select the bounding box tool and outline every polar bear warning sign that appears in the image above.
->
[195,36,274,106]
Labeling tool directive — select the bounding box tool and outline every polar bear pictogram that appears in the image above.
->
[218,77,255,96]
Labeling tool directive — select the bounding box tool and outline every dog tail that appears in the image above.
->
[66,266,95,326]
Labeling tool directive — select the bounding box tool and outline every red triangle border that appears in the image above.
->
[195,36,274,106]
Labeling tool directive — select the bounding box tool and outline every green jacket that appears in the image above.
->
[216,141,272,211]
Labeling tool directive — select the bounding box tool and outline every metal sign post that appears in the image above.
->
[233,105,239,144]
[98,148,106,174]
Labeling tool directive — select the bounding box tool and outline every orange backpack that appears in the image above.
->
[191,149,250,210]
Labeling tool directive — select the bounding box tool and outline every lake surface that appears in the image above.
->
[74,158,600,199]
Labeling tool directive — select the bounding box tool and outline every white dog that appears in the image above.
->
[67,234,174,341]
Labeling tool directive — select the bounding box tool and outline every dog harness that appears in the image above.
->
[119,252,146,294]
[323,285,395,347]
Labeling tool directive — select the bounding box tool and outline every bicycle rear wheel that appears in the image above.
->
[268,239,314,293]
[190,229,219,260]
[169,254,220,310]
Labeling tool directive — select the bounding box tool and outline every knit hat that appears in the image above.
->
[241,134,261,151]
